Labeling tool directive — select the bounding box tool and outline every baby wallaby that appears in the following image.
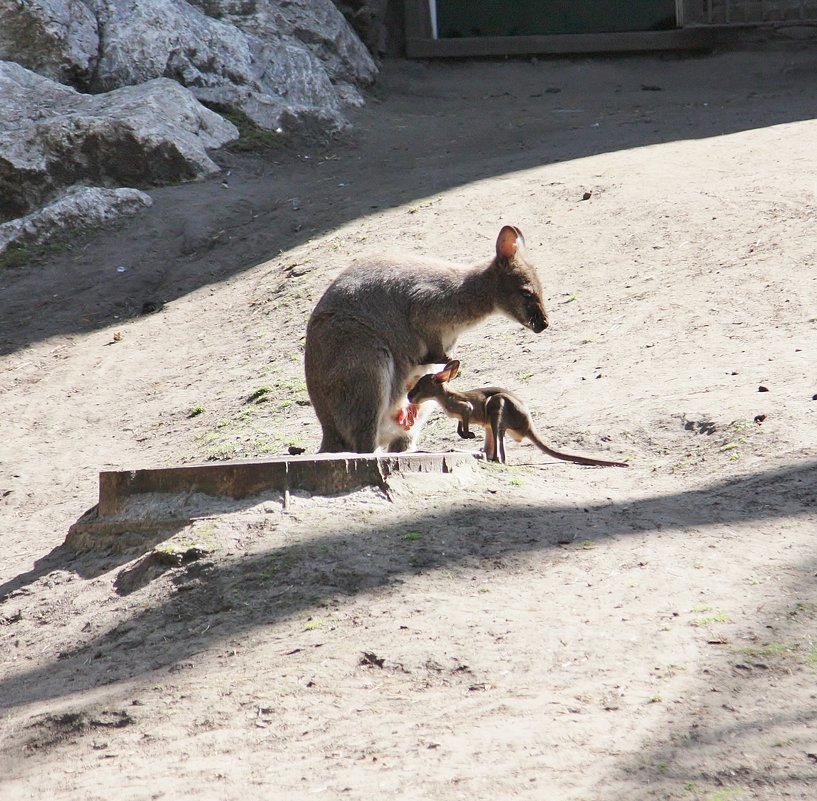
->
[304,226,548,453]
[408,361,629,468]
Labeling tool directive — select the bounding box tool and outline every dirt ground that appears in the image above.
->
[2,44,817,800]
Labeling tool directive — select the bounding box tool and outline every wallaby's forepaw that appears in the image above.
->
[457,428,476,440]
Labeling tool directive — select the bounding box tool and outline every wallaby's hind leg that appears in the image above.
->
[315,397,378,453]
[318,428,350,453]
[311,398,354,453]
[342,354,394,452]
[483,427,507,463]
[305,317,392,453]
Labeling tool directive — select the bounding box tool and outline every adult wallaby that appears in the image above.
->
[407,360,629,467]
[304,226,548,453]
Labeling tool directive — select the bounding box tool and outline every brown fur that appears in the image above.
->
[408,361,629,468]
[304,227,548,453]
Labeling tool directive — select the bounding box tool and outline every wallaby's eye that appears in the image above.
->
[521,288,535,300]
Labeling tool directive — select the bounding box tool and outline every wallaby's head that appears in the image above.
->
[491,226,548,334]
[407,360,460,404]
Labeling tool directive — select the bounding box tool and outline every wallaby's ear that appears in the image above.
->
[496,225,525,261]
[435,360,460,383]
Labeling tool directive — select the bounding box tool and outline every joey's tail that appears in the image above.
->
[527,431,629,468]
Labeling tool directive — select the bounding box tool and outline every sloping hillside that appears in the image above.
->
[2,50,816,800]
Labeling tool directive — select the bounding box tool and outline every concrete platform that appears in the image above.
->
[67,452,479,550]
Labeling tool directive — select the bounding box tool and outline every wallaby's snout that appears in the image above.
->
[500,273,548,334]
[529,301,548,333]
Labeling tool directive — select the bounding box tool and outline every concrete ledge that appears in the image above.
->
[67,452,479,550]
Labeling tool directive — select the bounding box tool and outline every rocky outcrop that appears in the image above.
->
[89,0,363,133]
[0,187,153,256]
[0,61,238,253]
[331,0,391,57]
[0,0,99,85]
[0,0,377,132]
[0,62,238,220]
[0,0,378,260]
[191,0,378,85]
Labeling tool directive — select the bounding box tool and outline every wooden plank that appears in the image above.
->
[405,28,718,58]
[66,452,482,551]
[94,452,479,515]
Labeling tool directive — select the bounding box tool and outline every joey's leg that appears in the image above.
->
[497,427,507,464]
[456,413,476,440]
[483,426,498,462]
[456,404,476,439]
[486,397,506,463]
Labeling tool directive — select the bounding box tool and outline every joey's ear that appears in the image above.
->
[496,225,525,261]
[436,360,460,383]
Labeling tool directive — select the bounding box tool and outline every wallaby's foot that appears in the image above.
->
[387,434,413,452]
[318,431,349,453]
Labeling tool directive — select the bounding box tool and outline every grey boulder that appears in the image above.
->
[0,186,153,256]
[0,0,99,85]
[0,61,237,257]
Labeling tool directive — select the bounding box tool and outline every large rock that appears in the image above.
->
[89,0,253,92]
[0,0,378,256]
[0,0,99,85]
[191,0,378,89]
[331,0,391,57]
[89,0,376,133]
[0,61,237,225]
[0,186,153,256]
[0,1,377,133]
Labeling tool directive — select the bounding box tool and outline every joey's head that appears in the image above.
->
[491,225,548,334]
[407,360,460,404]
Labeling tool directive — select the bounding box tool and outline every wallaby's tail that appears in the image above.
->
[527,432,629,468]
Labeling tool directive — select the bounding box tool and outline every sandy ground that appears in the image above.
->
[2,45,817,800]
